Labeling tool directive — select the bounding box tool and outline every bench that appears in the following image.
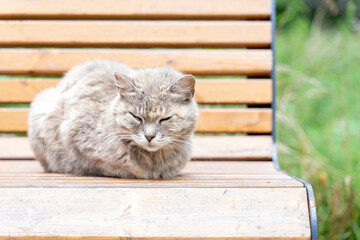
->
[0,0,317,239]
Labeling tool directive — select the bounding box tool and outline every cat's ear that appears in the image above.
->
[114,72,136,97]
[169,75,195,101]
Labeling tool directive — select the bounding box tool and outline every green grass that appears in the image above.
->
[276,22,360,239]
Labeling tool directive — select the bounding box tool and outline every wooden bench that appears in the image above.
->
[0,0,317,239]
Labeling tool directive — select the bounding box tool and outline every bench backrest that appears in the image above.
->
[0,0,274,162]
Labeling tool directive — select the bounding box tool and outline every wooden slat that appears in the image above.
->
[0,108,272,133]
[0,160,297,187]
[0,186,310,238]
[0,0,271,20]
[193,136,272,160]
[0,109,28,133]
[0,79,272,104]
[0,177,303,188]
[0,181,302,188]
[0,173,292,180]
[197,109,272,133]
[0,49,272,76]
[0,136,272,160]
[0,161,281,175]
[196,80,272,104]
[0,79,57,103]
[0,20,271,47]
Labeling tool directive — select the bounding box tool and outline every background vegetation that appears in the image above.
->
[276,0,360,239]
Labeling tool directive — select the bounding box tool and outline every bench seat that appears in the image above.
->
[0,160,310,239]
[0,0,316,239]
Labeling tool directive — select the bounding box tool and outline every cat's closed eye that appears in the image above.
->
[129,112,142,123]
[160,116,172,123]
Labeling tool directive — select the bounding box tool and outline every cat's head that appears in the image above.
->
[113,68,198,152]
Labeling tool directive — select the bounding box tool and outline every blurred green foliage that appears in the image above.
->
[276,1,360,239]
[277,0,360,31]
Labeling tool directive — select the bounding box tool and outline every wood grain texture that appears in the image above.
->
[196,80,272,104]
[0,108,272,133]
[0,161,282,175]
[0,173,293,180]
[197,109,272,133]
[0,178,303,188]
[0,79,57,103]
[0,20,271,47]
[0,49,272,76]
[0,0,271,20]
[0,160,302,187]
[0,187,310,238]
[0,160,311,239]
[193,136,272,160]
[0,136,272,160]
[0,79,272,104]
[0,108,29,133]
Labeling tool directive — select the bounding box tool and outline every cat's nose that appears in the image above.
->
[145,134,155,142]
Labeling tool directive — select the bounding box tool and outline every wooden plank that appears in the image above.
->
[0,0,271,20]
[0,136,272,160]
[0,178,303,188]
[0,180,302,188]
[196,80,272,104]
[0,108,29,133]
[0,187,310,238]
[0,79,272,104]
[0,108,272,133]
[0,160,301,187]
[0,79,57,103]
[0,173,293,180]
[0,161,281,175]
[0,49,272,76]
[197,109,272,133]
[0,20,271,47]
[193,136,272,160]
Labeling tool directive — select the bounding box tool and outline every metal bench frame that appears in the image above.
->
[271,1,318,238]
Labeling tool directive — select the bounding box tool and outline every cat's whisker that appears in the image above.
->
[168,134,193,137]
[170,141,191,156]
[170,139,192,145]
[163,144,175,153]
[167,135,193,141]
[167,135,193,139]
[171,142,197,161]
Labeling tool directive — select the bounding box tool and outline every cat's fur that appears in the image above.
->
[28,60,198,179]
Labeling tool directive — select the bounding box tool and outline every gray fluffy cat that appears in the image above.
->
[28,60,198,179]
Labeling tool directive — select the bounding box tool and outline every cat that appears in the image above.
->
[28,60,198,179]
